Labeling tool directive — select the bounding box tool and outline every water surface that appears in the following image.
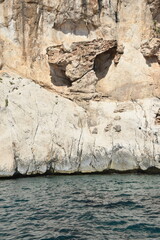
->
[0,174,160,240]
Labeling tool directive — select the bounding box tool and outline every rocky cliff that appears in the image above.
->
[0,0,159,177]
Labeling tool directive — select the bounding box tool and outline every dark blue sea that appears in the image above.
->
[0,174,160,240]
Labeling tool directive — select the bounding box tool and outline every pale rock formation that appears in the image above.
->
[0,71,159,177]
[0,109,15,176]
[0,0,159,177]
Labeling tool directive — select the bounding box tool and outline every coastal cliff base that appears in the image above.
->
[0,72,159,177]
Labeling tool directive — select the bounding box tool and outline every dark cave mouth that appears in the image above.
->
[49,63,72,87]
[93,47,117,80]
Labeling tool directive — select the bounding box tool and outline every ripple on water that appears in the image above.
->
[0,174,160,240]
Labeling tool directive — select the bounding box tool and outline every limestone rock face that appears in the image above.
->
[0,0,159,101]
[0,1,160,177]
[0,109,15,176]
[0,71,159,177]
[0,0,117,85]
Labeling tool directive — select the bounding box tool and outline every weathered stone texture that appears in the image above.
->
[47,39,117,93]
[141,38,160,63]
[0,0,159,101]
[0,72,159,177]
[0,0,159,177]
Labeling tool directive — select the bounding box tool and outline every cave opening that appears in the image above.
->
[49,63,72,87]
[93,47,117,80]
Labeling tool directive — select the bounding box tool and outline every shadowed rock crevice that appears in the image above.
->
[98,0,103,13]
[81,0,87,13]
[94,47,117,80]
[49,63,72,87]
[145,56,159,67]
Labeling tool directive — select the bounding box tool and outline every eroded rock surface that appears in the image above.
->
[0,1,159,177]
[0,72,159,177]
[47,39,117,93]
[141,38,160,63]
[0,0,159,101]
[0,0,117,84]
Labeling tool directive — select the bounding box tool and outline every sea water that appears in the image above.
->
[0,174,160,240]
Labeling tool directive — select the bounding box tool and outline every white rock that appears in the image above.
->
[0,72,159,176]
